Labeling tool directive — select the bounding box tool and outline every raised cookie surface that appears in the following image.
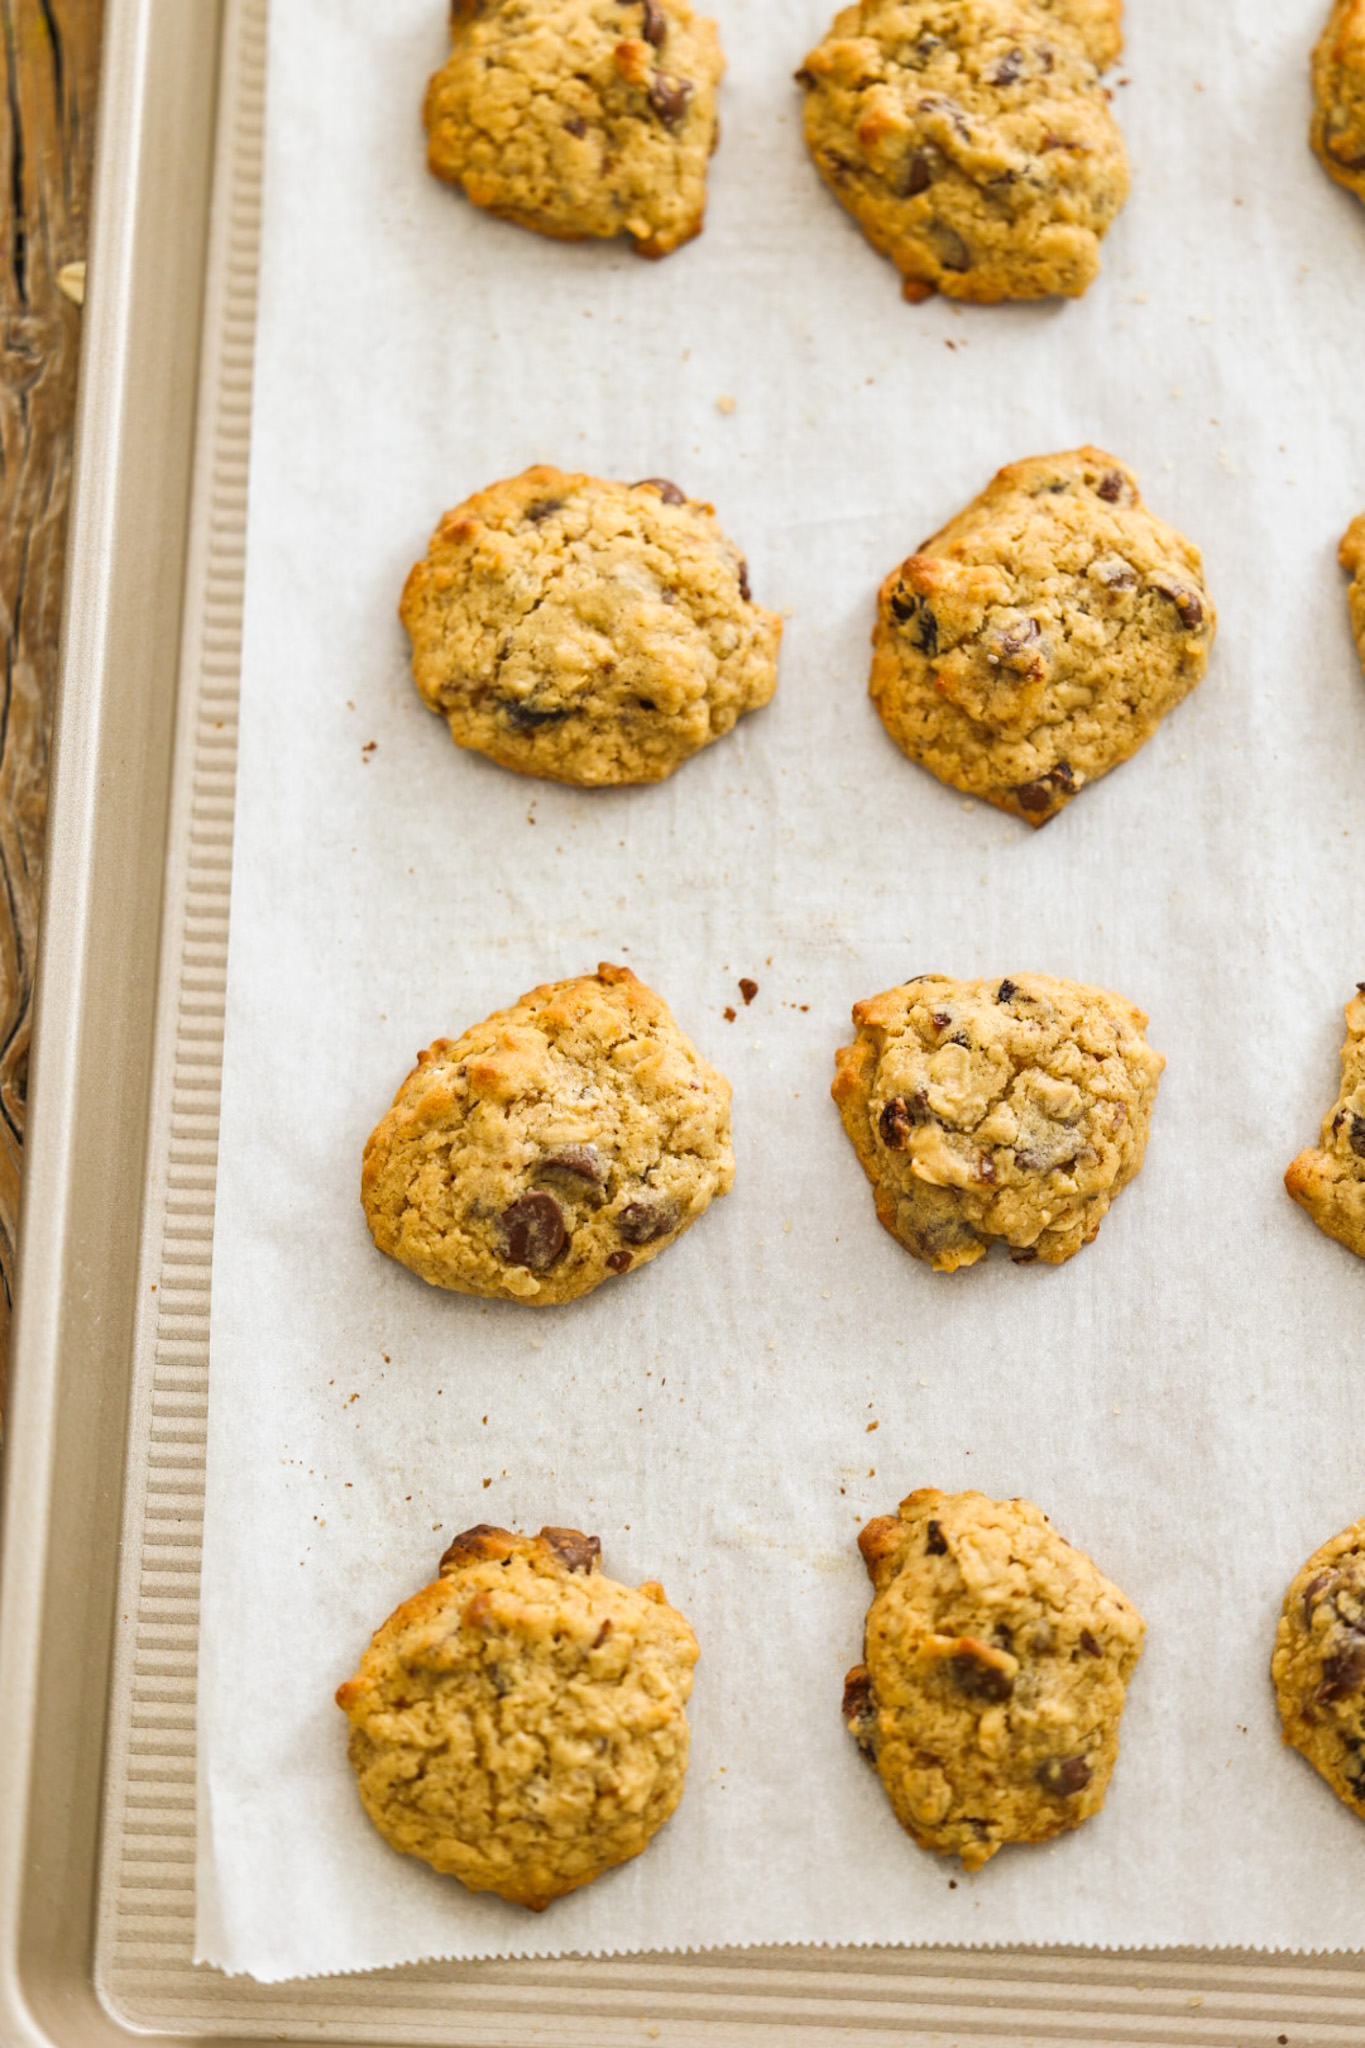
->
[1273,1515,1365,1823]
[1312,0,1365,204]
[844,1489,1144,1870]
[1285,985,1365,1262]
[337,1525,698,1907]
[362,963,734,1304]
[832,972,1164,1270]
[401,467,780,787]
[424,0,724,256]
[870,448,1215,825]
[797,0,1129,304]
[1342,514,1365,678]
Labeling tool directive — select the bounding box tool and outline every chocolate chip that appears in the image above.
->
[1096,470,1126,502]
[889,587,916,623]
[440,1524,513,1573]
[499,1190,567,1270]
[1303,1570,1333,1624]
[931,1010,952,1030]
[976,1152,996,1184]
[1350,1115,1365,1160]
[617,1197,679,1244]
[998,617,1041,659]
[926,1519,948,1555]
[563,115,588,137]
[927,219,971,272]
[541,1526,601,1574]
[1319,1635,1365,1704]
[606,1249,633,1274]
[901,150,933,197]
[879,1094,928,1148]
[738,559,752,602]
[539,1144,605,1185]
[739,978,759,1005]
[649,71,693,127]
[593,1618,614,1647]
[1037,1755,1093,1797]
[635,476,685,503]
[1152,581,1205,630]
[842,1666,874,1724]
[948,1647,1014,1703]
[525,497,564,523]
[502,699,571,732]
[990,48,1024,84]
[1013,761,1077,814]
[638,0,667,46]
[1079,1628,1102,1658]
[997,979,1018,1003]
[916,607,939,657]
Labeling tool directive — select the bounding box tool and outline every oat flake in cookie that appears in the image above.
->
[362,963,733,1304]
[401,467,781,787]
[337,1524,698,1908]
[844,1489,1145,1871]
[870,448,1216,825]
[424,0,724,257]
[1284,985,1365,1262]
[1341,514,1365,679]
[1312,0,1365,206]
[796,0,1129,305]
[1273,1516,1365,1824]
[832,973,1164,1271]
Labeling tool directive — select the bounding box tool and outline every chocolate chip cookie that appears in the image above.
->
[1312,0,1365,205]
[844,1489,1145,1870]
[870,448,1216,824]
[1273,1515,1365,1825]
[832,973,1164,1271]
[400,467,781,787]
[337,1524,699,1907]
[1342,513,1365,677]
[424,0,724,258]
[796,0,1130,304]
[1284,985,1365,1262]
[362,963,733,1304]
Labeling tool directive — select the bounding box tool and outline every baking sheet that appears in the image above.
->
[195,0,1365,1983]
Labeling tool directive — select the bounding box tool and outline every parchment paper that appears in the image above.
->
[195,0,1365,1981]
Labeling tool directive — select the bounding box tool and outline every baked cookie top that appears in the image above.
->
[844,1489,1144,1871]
[362,963,734,1305]
[796,0,1129,304]
[401,467,781,787]
[1273,1515,1365,1824]
[870,447,1216,825]
[1342,513,1365,676]
[336,1524,699,1908]
[832,972,1165,1271]
[1312,0,1365,204]
[1285,985,1365,1263]
[424,0,725,257]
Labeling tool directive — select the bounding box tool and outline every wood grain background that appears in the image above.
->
[0,0,103,1426]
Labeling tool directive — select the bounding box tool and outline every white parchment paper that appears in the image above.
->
[196,0,1365,1981]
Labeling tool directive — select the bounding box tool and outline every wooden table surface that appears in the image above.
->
[0,0,103,1428]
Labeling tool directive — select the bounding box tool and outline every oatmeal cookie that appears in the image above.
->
[797,0,1130,304]
[362,963,734,1304]
[400,467,780,786]
[844,1488,1145,1870]
[424,0,724,257]
[870,448,1215,825]
[1285,985,1365,1262]
[1342,514,1365,677]
[832,972,1164,1271]
[337,1524,699,1907]
[1312,0,1365,205]
[1273,1515,1365,1824]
